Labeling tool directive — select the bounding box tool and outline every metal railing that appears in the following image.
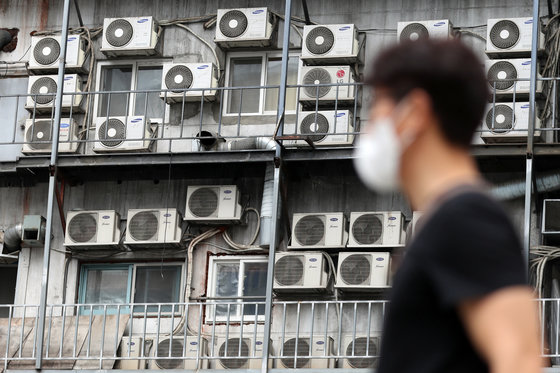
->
[3,298,560,370]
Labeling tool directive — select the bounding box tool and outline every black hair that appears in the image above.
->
[366,39,489,148]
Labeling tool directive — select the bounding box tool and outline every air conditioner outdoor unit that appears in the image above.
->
[117,336,144,369]
[214,337,269,369]
[29,34,87,73]
[273,251,331,293]
[184,185,242,223]
[542,200,560,235]
[348,211,405,248]
[160,62,218,103]
[284,110,354,147]
[94,116,153,152]
[276,336,334,369]
[481,102,541,143]
[149,336,208,370]
[397,20,453,42]
[335,252,391,290]
[26,74,83,114]
[63,210,121,249]
[341,336,380,369]
[101,16,159,56]
[486,17,544,58]
[301,24,359,64]
[408,211,425,241]
[289,212,347,249]
[215,8,273,48]
[485,59,542,97]
[22,118,79,155]
[124,208,182,247]
[298,65,356,105]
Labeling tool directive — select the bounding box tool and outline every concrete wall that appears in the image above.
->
[0,0,544,344]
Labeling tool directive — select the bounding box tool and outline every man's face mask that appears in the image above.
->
[353,98,416,193]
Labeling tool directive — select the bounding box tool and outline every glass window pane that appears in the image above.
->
[133,266,181,313]
[227,58,262,113]
[214,263,239,317]
[264,57,298,112]
[242,262,267,316]
[98,66,132,117]
[81,267,130,314]
[134,66,165,120]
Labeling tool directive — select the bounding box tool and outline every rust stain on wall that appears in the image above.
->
[22,187,31,216]
[38,0,49,31]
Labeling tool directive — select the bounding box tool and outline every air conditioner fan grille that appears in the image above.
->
[155,338,184,369]
[165,65,194,92]
[352,214,383,245]
[30,77,57,105]
[219,10,248,38]
[26,120,53,150]
[306,26,335,55]
[33,37,60,66]
[275,255,304,286]
[129,211,159,241]
[281,338,310,368]
[346,337,378,369]
[218,338,249,369]
[188,188,219,218]
[106,19,134,47]
[340,254,371,285]
[303,68,332,98]
[400,23,430,42]
[98,118,126,147]
[485,105,514,133]
[294,215,325,246]
[490,20,520,50]
[300,113,329,143]
[487,61,517,90]
[68,213,97,243]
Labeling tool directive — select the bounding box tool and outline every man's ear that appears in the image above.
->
[397,89,433,135]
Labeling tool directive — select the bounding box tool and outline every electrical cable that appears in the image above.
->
[222,207,262,250]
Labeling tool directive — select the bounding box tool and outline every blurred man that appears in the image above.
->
[354,39,541,373]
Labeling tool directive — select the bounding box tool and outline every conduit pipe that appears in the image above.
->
[491,171,560,200]
[259,163,275,247]
[2,223,22,250]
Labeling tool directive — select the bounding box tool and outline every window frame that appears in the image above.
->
[78,262,185,316]
[206,255,268,323]
[93,59,171,125]
[223,51,301,117]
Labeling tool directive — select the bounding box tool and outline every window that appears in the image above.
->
[224,52,299,115]
[206,256,268,322]
[0,265,17,318]
[94,60,169,123]
[78,263,182,315]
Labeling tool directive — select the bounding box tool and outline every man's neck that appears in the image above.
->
[401,143,481,212]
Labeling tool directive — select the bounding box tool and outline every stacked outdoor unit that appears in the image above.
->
[284,24,360,147]
[482,17,545,144]
[23,34,89,155]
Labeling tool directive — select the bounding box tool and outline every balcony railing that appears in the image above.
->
[1,298,558,370]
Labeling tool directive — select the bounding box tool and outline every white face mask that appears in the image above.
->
[353,117,403,193]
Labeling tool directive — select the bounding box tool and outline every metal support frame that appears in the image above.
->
[34,0,71,368]
[524,0,540,279]
[73,0,84,28]
[301,0,312,25]
[261,0,292,372]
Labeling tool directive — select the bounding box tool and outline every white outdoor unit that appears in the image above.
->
[94,116,152,152]
[215,8,273,48]
[408,211,425,241]
[124,208,182,247]
[149,336,208,370]
[341,336,380,369]
[397,20,453,42]
[184,185,242,223]
[101,16,159,56]
[301,24,359,64]
[486,17,544,57]
[214,337,269,369]
[277,336,334,369]
[335,252,391,290]
[160,62,218,103]
[29,34,87,73]
[26,74,83,114]
[298,65,356,105]
[289,212,347,249]
[485,59,542,97]
[542,200,560,235]
[64,210,121,249]
[348,211,405,248]
[118,337,144,370]
[22,118,79,155]
[482,102,541,143]
[285,110,354,147]
[274,251,330,292]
